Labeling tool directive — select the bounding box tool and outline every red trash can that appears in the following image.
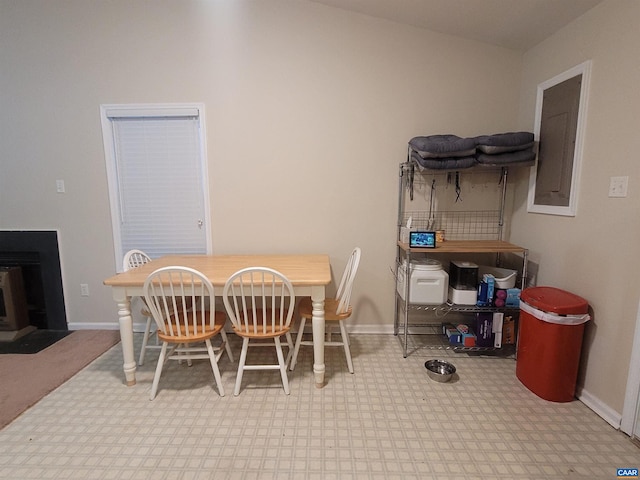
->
[516,286,590,402]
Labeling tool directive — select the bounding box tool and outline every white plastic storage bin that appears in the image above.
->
[478,266,517,289]
[397,259,449,305]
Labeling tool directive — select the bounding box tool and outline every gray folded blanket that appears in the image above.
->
[408,131,535,169]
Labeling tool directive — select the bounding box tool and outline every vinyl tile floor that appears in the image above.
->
[0,332,638,480]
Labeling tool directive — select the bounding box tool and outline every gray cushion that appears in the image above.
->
[409,135,477,159]
[475,149,536,166]
[411,150,477,170]
[474,132,535,154]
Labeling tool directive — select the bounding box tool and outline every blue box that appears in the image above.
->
[505,288,521,307]
[477,281,489,306]
[484,274,495,306]
[443,323,462,343]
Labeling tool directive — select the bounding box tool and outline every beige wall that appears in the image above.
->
[512,0,640,415]
[7,0,637,422]
[0,0,521,333]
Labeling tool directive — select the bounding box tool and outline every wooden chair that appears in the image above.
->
[124,249,233,366]
[122,249,157,366]
[222,267,295,396]
[290,247,361,374]
[143,266,228,400]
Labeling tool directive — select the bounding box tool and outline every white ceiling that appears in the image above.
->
[309,0,603,51]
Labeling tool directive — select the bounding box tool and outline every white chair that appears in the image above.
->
[123,249,234,366]
[222,267,295,396]
[143,266,227,400]
[290,247,361,374]
[122,249,157,366]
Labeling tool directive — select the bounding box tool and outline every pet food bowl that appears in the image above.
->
[424,359,456,383]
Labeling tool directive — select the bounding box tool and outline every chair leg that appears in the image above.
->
[184,346,193,367]
[275,336,290,395]
[284,332,294,367]
[221,330,234,362]
[175,344,193,366]
[138,316,153,366]
[338,320,354,374]
[290,317,307,371]
[150,342,168,400]
[234,337,250,396]
[205,339,225,397]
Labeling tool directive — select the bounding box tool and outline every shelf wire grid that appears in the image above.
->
[401,210,501,240]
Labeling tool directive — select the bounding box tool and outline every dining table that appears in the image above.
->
[103,254,332,388]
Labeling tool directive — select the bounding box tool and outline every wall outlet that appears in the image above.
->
[608,176,628,197]
[80,283,90,296]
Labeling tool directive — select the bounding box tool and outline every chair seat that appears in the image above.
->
[232,309,291,338]
[144,265,228,400]
[158,309,226,343]
[222,267,296,396]
[233,324,291,339]
[298,296,352,321]
[290,247,361,375]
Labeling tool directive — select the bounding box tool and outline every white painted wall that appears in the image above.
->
[512,0,640,418]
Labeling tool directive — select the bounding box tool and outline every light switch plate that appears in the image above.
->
[608,176,628,197]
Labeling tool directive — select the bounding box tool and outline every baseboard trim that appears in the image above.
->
[68,322,147,332]
[576,387,622,430]
[349,325,395,335]
[69,323,404,335]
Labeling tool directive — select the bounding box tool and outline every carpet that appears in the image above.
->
[0,330,73,354]
[0,329,121,430]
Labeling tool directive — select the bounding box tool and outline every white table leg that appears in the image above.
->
[311,286,326,388]
[113,288,136,386]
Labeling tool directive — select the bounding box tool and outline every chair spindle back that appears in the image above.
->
[335,247,361,315]
[143,267,214,338]
[223,267,295,335]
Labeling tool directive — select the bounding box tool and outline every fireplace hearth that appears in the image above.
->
[0,231,67,330]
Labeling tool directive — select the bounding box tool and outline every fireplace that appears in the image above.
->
[0,231,67,330]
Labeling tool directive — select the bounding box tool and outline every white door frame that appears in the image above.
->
[621,298,640,436]
[100,103,212,270]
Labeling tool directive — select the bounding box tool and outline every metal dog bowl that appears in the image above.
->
[424,359,456,383]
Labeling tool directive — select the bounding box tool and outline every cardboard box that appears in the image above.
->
[475,312,494,347]
[442,323,462,343]
[455,325,476,347]
[502,315,516,344]
[477,281,490,306]
[461,332,476,347]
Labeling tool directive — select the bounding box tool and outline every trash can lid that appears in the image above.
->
[521,286,589,315]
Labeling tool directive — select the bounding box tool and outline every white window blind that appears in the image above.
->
[101,105,210,268]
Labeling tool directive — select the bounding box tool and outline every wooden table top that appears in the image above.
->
[104,254,332,287]
[397,240,527,254]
